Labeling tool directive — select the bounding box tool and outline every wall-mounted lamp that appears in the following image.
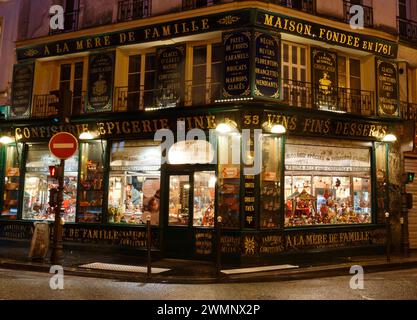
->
[0,136,13,145]
[262,122,287,135]
[79,132,96,140]
[216,119,238,135]
[382,134,397,143]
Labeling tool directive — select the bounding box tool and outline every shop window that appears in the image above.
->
[169,175,190,226]
[282,42,308,107]
[1,144,22,220]
[108,141,161,225]
[189,43,222,106]
[260,136,282,229]
[285,142,372,227]
[78,141,106,223]
[22,144,78,222]
[193,171,216,227]
[218,135,240,229]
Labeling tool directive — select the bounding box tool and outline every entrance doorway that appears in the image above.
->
[163,167,216,257]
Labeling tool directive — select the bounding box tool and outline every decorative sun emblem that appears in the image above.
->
[244,236,256,255]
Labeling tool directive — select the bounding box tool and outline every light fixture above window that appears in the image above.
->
[382,134,397,143]
[0,136,13,145]
[79,132,96,140]
[216,119,238,135]
[262,122,287,135]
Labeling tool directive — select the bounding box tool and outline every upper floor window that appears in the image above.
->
[114,52,156,112]
[182,0,222,11]
[282,42,308,108]
[50,0,80,35]
[188,43,222,106]
[117,0,152,22]
[343,0,374,28]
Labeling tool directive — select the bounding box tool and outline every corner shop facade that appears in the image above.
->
[0,5,411,263]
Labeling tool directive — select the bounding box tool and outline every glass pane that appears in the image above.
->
[169,175,190,226]
[350,59,361,77]
[193,46,207,66]
[129,55,141,74]
[292,46,298,64]
[60,64,71,81]
[285,143,372,227]
[353,177,372,215]
[300,48,306,66]
[338,56,347,88]
[108,141,161,225]
[211,43,223,63]
[74,62,84,79]
[218,135,240,229]
[1,144,21,219]
[77,141,105,223]
[145,53,156,71]
[283,44,289,63]
[193,171,215,227]
[23,144,78,222]
[260,136,281,229]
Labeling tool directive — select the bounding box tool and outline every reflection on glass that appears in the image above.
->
[108,141,161,225]
[23,144,78,222]
[1,144,21,220]
[193,171,215,227]
[169,175,190,226]
[77,141,105,223]
[353,177,371,214]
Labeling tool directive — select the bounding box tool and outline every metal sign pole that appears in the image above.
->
[51,159,65,265]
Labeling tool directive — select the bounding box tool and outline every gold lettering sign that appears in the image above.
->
[259,12,397,59]
[265,113,388,140]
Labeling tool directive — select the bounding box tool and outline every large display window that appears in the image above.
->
[22,144,78,222]
[1,144,22,220]
[285,141,372,227]
[78,141,106,223]
[108,140,161,225]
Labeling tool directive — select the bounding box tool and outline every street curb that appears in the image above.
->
[1,258,417,284]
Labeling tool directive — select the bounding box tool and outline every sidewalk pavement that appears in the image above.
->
[1,240,417,284]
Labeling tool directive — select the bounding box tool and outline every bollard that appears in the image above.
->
[216,216,222,278]
[385,212,391,263]
[147,215,152,279]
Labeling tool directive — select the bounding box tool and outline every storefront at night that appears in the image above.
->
[0,4,412,264]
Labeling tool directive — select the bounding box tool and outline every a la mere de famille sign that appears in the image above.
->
[16,9,397,61]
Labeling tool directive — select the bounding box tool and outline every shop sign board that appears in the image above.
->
[376,58,400,117]
[223,30,252,98]
[256,10,397,59]
[11,63,35,119]
[17,9,397,61]
[253,31,281,99]
[49,132,79,160]
[155,45,186,109]
[86,51,115,113]
[311,48,338,110]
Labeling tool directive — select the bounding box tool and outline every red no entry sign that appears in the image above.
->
[49,132,78,160]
